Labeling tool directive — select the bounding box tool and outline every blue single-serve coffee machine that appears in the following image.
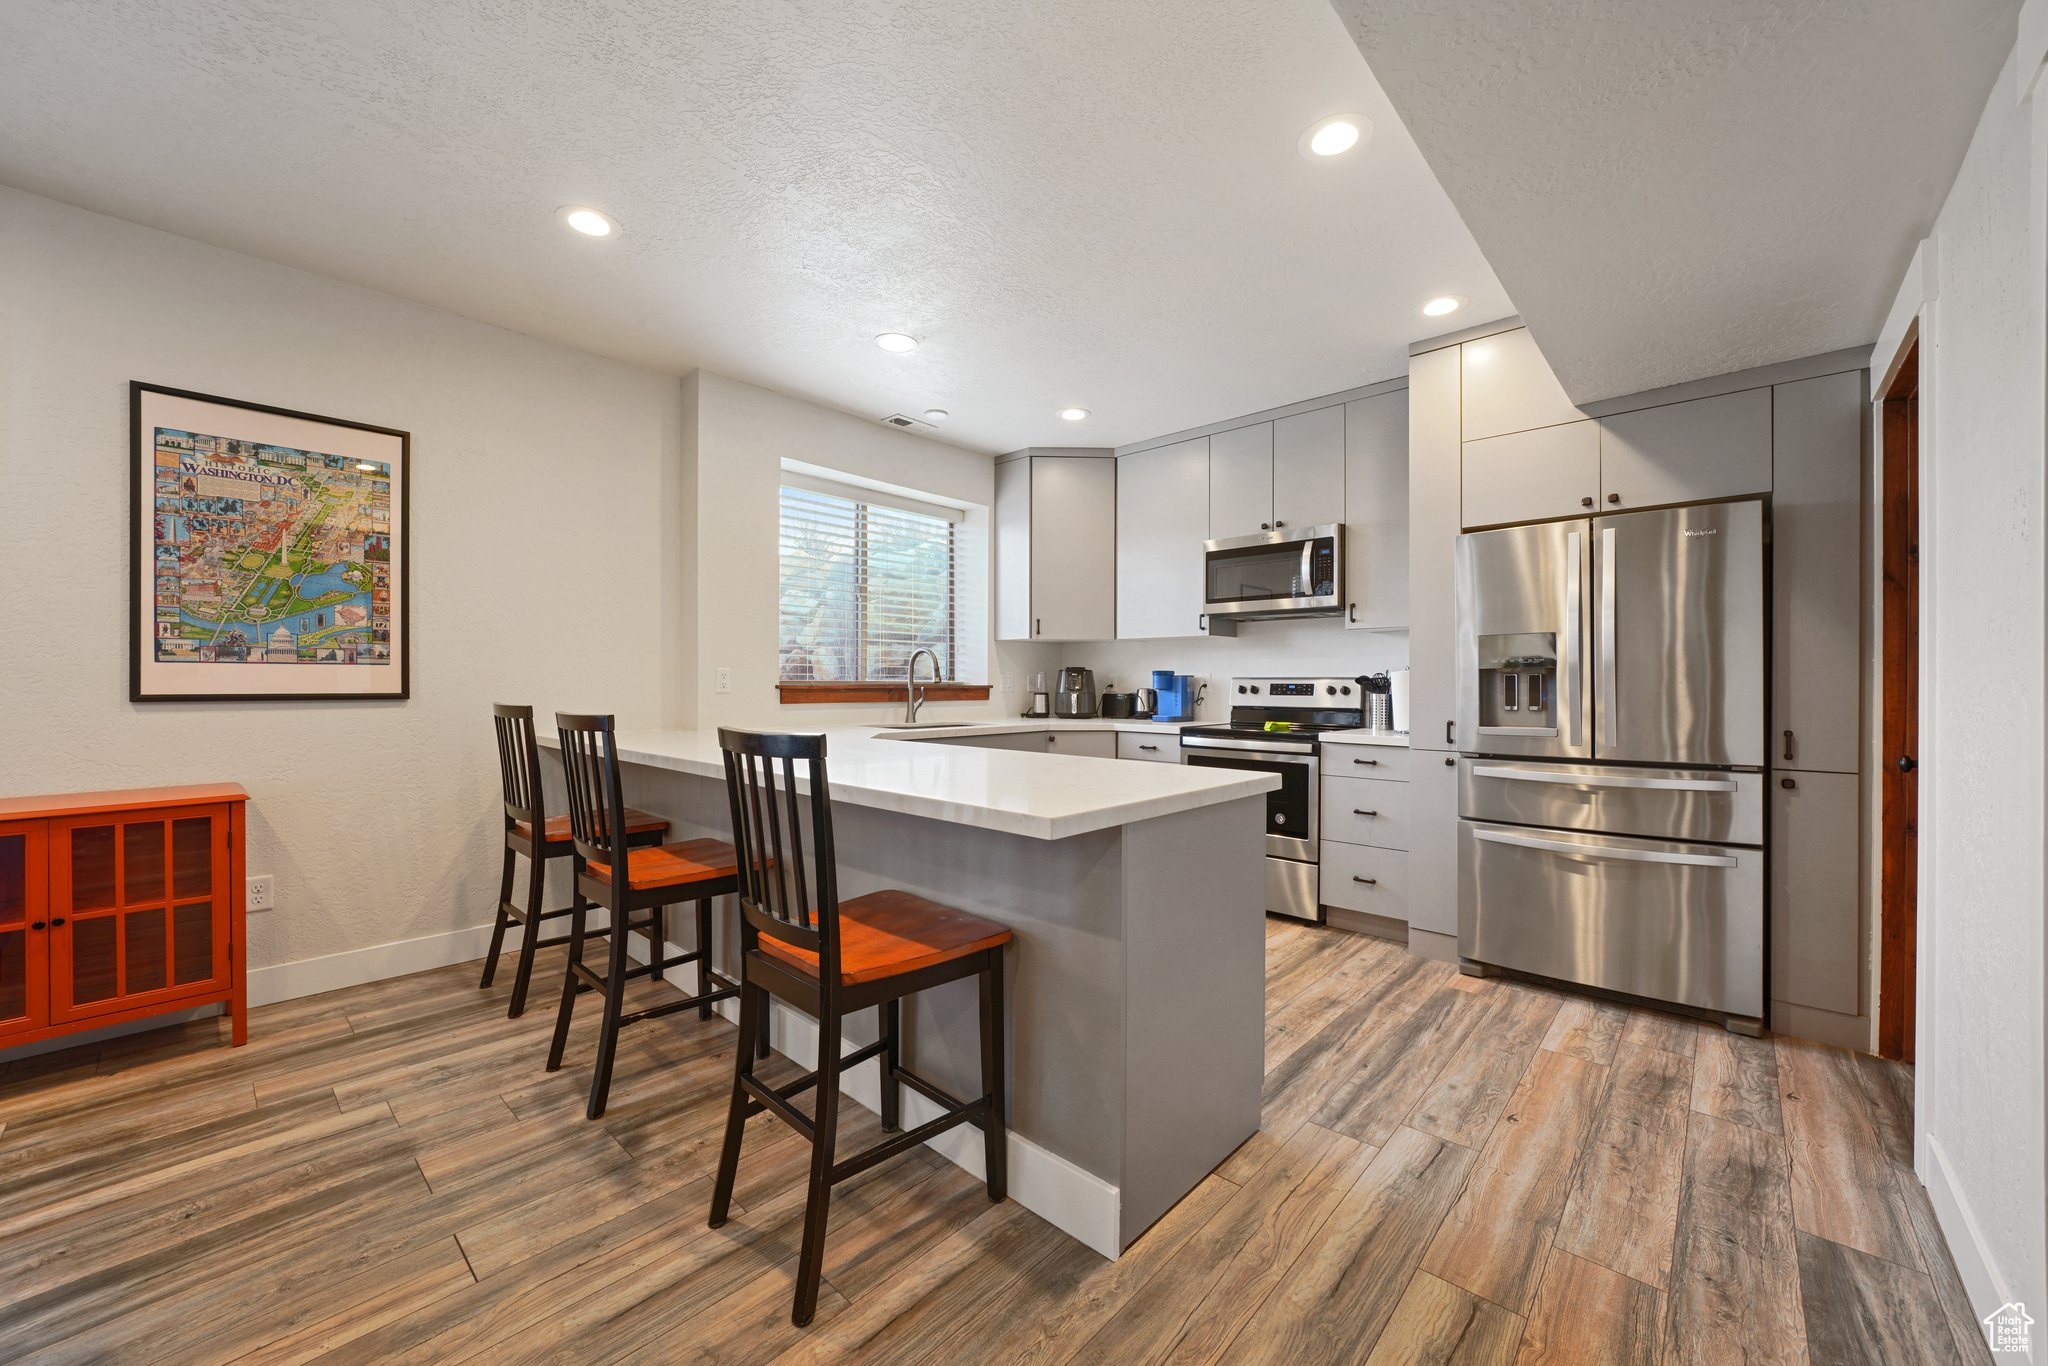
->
[1150,670,1195,723]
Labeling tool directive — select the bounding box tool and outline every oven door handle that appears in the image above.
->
[1179,737,1317,760]
[1472,828,1739,868]
[1469,764,1739,794]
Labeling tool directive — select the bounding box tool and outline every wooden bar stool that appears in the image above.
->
[481,703,671,1018]
[707,728,1013,1328]
[547,712,744,1119]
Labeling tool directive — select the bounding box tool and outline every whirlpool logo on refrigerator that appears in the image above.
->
[1682,528,1719,538]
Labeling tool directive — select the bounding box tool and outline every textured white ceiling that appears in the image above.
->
[0,0,1509,452]
[1331,0,2020,402]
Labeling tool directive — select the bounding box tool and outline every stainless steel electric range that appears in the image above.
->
[1179,676,1366,922]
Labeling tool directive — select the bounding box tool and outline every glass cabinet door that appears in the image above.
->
[0,820,49,1038]
[51,806,229,1023]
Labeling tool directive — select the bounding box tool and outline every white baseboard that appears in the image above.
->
[1924,1133,2024,1358]
[247,921,505,1008]
[638,938,1122,1261]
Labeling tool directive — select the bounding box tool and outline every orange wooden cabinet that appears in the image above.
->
[0,784,247,1050]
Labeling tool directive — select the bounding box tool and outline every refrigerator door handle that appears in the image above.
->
[1598,525,1618,746]
[1473,828,1739,869]
[1469,765,1740,793]
[1564,530,1583,748]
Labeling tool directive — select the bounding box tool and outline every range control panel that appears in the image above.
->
[1232,676,1359,702]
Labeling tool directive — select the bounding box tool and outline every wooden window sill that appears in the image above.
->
[777,682,992,704]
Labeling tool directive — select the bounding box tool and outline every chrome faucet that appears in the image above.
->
[905,648,941,723]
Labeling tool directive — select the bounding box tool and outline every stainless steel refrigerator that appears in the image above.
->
[1453,500,1767,1027]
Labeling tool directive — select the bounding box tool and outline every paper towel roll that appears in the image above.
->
[1387,668,1412,734]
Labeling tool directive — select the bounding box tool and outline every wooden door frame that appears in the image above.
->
[1877,320,1920,1061]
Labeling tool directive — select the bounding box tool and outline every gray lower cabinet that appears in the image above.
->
[1462,419,1600,529]
[926,730,1047,753]
[1321,776,1410,851]
[1272,405,1346,532]
[1116,733,1179,763]
[1771,769,1862,1016]
[1115,437,1209,640]
[1408,345,1462,750]
[1209,423,1274,540]
[1044,731,1116,760]
[1344,390,1409,629]
[1772,370,1866,776]
[1323,844,1408,919]
[995,451,1116,642]
[1599,387,1772,510]
[1324,746,1412,781]
[1404,753,1460,937]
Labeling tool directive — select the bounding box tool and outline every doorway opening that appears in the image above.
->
[1878,324,1919,1062]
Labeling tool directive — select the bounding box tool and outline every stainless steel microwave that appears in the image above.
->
[1202,524,1343,624]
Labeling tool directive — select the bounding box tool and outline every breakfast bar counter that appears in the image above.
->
[543,724,1275,1258]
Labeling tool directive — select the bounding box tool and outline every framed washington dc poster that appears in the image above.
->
[130,383,411,702]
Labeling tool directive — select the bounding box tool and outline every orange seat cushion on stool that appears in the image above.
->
[515,806,669,845]
[585,837,741,891]
[757,889,1013,986]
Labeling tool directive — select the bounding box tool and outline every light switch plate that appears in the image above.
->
[247,875,275,911]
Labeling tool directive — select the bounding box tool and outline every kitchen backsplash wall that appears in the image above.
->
[1053,622,1409,721]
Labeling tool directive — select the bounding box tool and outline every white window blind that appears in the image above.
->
[779,483,958,683]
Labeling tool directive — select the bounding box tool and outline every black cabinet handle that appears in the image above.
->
[1138,744,1158,752]
[1352,757,1378,766]
[30,920,45,931]
[1898,755,1918,773]
[1352,876,1377,885]
[1352,809,1378,817]
[1580,496,1594,508]
[1260,522,1271,531]
[1348,603,1357,624]
[1607,493,1620,504]
[1782,729,1795,762]
[1034,617,1041,637]
[1780,777,1797,790]
[1047,735,1057,745]
[1274,520,1285,529]
[1444,757,1455,767]
[51,917,66,927]
[1446,721,1455,745]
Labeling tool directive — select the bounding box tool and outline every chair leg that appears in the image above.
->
[879,998,901,1133]
[479,843,516,989]
[792,1005,843,1327]
[545,887,588,1073]
[506,848,546,1018]
[708,980,762,1229]
[697,899,715,1020]
[587,900,633,1120]
[979,951,1007,1203]
[650,904,667,982]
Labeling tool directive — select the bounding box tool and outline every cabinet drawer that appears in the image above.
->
[1321,776,1410,850]
[1116,733,1179,763]
[1323,844,1409,919]
[1324,747,1411,782]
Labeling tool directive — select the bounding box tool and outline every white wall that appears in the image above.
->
[1882,40,2048,1328]
[1063,623,1409,722]
[687,370,1059,729]
[0,186,688,978]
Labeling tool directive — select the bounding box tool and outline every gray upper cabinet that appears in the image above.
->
[1408,346,1462,750]
[1772,370,1866,775]
[1771,769,1862,1015]
[1461,327,1582,442]
[1116,436,1210,640]
[1600,388,1772,510]
[1461,420,1599,529]
[1208,423,1274,540]
[994,451,1116,642]
[1272,405,1346,531]
[1344,390,1408,629]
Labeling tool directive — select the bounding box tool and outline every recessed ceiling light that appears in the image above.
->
[923,409,949,422]
[1422,294,1468,318]
[1299,114,1372,159]
[875,333,919,353]
[558,205,617,237]
[1059,408,1089,421]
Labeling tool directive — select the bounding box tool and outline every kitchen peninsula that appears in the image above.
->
[541,723,1276,1258]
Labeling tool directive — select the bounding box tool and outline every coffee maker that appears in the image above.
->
[1053,667,1098,719]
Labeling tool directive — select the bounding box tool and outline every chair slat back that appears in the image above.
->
[554,712,632,871]
[718,729,838,979]
[491,703,545,829]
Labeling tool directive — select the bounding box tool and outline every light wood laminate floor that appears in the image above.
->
[0,921,1986,1364]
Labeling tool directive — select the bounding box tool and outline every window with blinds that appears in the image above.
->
[778,481,959,683]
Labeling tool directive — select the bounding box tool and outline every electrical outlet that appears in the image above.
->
[247,875,275,911]
[715,667,732,694]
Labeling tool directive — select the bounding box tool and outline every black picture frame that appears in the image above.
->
[130,382,412,702]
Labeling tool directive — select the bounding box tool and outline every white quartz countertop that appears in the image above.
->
[544,722,1278,841]
[1316,730,1412,748]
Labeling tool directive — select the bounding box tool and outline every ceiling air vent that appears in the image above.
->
[879,413,936,434]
